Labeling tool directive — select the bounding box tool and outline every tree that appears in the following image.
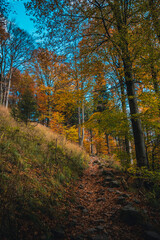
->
[0,20,34,107]
[147,0,160,43]
[26,0,160,167]
[30,47,75,127]
[12,86,38,125]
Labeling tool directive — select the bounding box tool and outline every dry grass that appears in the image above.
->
[36,123,89,164]
[0,105,89,239]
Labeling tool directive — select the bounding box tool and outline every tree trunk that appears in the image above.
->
[105,0,148,167]
[123,56,147,167]
[90,129,93,154]
[119,76,130,160]
[81,100,85,146]
[129,141,134,165]
[150,58,160,113]
[105,133,110,154]
[148,0,160,42]
[78,105,82,146]
[5,64,13,108]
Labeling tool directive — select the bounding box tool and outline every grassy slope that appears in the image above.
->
[0,106,89,239]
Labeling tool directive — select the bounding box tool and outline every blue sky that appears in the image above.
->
[8,0,35,34]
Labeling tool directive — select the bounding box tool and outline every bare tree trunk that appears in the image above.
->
[150,58,160,113]
[148,0,160,43]
[78,105,82,146]
[100,0,148,167]
[105,133,110,154]
[112,0,147,166]
[81,99,85,146]
[119,76,131,162]
[5,63,13,108]
[0,43,6,105]
[123,57,147,167]
[129,141,134,165]
[90,129,93,155]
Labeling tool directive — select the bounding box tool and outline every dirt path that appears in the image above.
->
[55,157,160,240]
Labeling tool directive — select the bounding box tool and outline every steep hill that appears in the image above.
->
[0,106,89,240]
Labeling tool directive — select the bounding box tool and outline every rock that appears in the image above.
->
[121,193,130,198]
[79,184,84,189]
[101,170,114,177]
[142,209,148,215]
[102,182,110,187]
[97,189,105,195]
[91,172,97,176]
[85,228,96,234]
[99,165,103,169]
[115,190,123,194]
[96,225,104,231]
[144,222,156,231]
[109,181,120,188]
[96,180,102,184]
[77,205,85,210]
[108,188,116,193]
[96,197,106,202]
[94,219,105,224]
[52,228,65,239]
[144,231,160,240]
[103,177,113,182]
[116,196,126,205]
[119,205,145,226]
[97,161,101,165]
[83,208,88,213]
[93,160,99,164]
[91,233,108,240]
[116,191,129,198]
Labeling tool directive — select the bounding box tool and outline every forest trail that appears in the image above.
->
[56,157,160,240]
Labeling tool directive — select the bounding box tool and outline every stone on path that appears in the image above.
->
[109,181,120,188]
[96,197,106,202]
[144,231,160,240]
[119,204,146,226]
[52,228,66,239]
[83,208,88,213]
[96,225,105,231]
[100,169,114,177]
[116,196,126,205]
[79,184,84,189]
[77,205,85,210]
[94,219,106,224]
[108,188,116,193]
[91,233,108,240]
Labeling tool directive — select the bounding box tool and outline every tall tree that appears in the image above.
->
[26,0,156,166]
[31,47,73,126]
[0,20,34,107]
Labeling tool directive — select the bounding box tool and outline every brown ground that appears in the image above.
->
[60,156,160,240]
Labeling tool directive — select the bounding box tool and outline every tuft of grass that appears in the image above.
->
[0,105,89,239]
[128,166,160,208]
[100,154,122,171]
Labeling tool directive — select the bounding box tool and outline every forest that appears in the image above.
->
[0,0,160,240]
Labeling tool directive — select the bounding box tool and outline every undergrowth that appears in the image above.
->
[128,166,160,208]
[0,106,89,239]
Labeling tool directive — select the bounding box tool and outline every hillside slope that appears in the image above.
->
[0,106,88,240]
